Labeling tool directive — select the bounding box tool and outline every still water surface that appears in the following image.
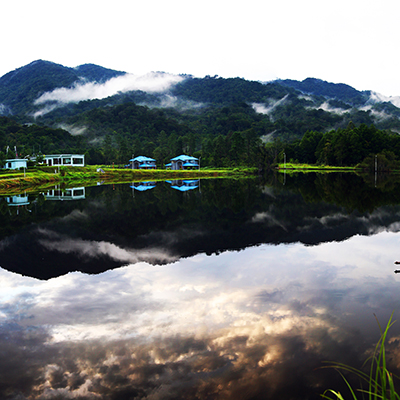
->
[1,174,400,399]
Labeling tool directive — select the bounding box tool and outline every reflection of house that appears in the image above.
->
[42,154,85,167]
[44,187,85,200]
[3,158,27,170]
[5,194,30,206]
[130,182,156,191]
[130,156,156,169]
[167,180,199,191]
[167,155,199,170]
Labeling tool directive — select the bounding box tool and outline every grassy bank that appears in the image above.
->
[0,166,257,195]
[276,163,360,173]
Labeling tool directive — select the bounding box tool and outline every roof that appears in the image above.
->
[170,155,198,161]
[44,154,84,158]
[5,158,27,163]
[171,185,198,191]
[130,184,156,191]
[132,186,156,191]
[130,156,156,162]
[182,162,199,167]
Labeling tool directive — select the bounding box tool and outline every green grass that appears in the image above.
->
[0,166,257,195]
[321,313,399,400]
[277,163,360,173]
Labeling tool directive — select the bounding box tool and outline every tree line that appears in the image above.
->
[271,123,400,170]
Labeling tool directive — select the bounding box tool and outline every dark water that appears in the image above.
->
[1,174,400,399]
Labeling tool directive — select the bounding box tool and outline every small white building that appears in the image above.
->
[3,158,28,170]
[43,154,85,167]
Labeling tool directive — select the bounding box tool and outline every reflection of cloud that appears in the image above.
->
[302,210,400,235]
[38,234,176,265]
[0,237,13,252]
[2,231,400,398]
[251,210,288,231]
[138,225,206,247]
[0,291,384,399]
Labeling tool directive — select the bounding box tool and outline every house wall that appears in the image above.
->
[45,155,85,167]
[3,159,27,170]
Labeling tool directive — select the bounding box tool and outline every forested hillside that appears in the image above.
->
[0,117,86,163]
[2,60,400,169]
[0,60,124,116]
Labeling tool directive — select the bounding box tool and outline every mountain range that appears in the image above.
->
[1,59,400,162]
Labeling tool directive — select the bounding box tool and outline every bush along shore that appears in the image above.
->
[276,163,360,172]
[0,166,257,194]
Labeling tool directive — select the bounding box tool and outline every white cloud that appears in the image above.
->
[34,72,185,109]
[252,95,289,118]
[56,123,87,136]
[368,91,400,108]
[316,101,349,115]
[155,94,204,110]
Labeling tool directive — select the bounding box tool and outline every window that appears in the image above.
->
[72,158,83,165]
[63,158,71,165]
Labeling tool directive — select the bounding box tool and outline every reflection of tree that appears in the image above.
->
[3,176,400,279]
[274,172,400,213]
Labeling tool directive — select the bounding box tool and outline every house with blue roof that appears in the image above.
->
[168,155,199,170]
[130,156,156,169]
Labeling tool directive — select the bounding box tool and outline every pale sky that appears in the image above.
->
[2,0,400,97]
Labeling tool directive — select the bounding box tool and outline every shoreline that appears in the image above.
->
[276,163,360,173]
[0,166,257,195]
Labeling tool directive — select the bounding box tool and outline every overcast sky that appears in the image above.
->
[1,0,400,97]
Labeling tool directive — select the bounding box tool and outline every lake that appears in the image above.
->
[1,173,400,399]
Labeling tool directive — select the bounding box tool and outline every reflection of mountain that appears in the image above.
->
[1,175,400,279]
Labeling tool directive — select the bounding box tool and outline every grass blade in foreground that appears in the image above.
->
[321,313,399,400]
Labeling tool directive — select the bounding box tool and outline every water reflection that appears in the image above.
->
[1,174,400,398]
[5,193,30,206]
[167,179,200,191]
[44,186,86,200]
[1,233,400,399]
[130,181,157,191]
[1,176,400,279]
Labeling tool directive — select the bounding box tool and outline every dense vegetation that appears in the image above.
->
[0,116,86,165]
[276,123,400,170]
[2,61,400,170]
[277,77,369,106]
